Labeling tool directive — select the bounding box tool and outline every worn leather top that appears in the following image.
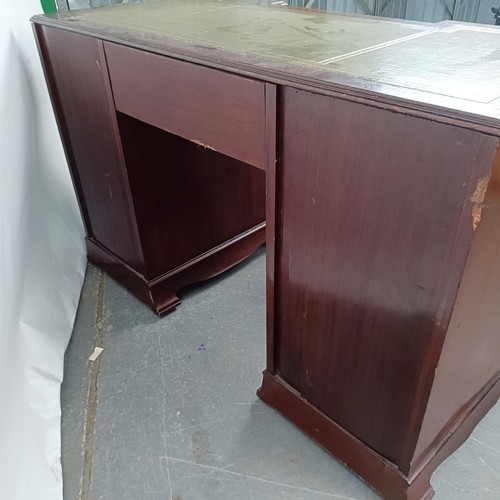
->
[32,0,500,128]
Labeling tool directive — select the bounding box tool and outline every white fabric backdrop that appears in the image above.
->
[0,1,86,498]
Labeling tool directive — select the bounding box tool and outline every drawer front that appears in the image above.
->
[104,42,266,169]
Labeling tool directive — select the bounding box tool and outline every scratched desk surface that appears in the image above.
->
[33,0,500,125]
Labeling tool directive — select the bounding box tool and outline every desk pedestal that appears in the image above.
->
[34,25,266,314]
[259,87,500,499]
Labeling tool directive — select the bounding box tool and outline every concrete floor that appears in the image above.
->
[62,248,500,500]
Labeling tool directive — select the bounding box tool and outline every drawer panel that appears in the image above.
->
[104,42,266,169]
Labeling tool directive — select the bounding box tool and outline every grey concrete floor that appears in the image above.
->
[62,248,500,500]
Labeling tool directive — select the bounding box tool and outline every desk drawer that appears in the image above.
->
[104,42,266,169]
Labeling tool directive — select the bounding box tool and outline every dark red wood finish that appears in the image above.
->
[87,223,266,315]
[116,113,266,281]
[104,42,267,170]
[264,83,278,373]
[34,26,269,315]
[258,87,500,498]
[34,25,144,271]
[413,148,500,467]
[258,370,500,500]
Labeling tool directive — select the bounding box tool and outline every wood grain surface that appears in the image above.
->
[274,87,498,470]
[105,42,267,169]
[34,25,144,271]
[117,113,266,281]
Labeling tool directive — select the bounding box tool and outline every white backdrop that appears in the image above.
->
[0,1,86,498]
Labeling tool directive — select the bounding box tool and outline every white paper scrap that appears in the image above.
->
[89,347,104,362]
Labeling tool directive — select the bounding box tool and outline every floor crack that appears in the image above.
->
[80,269,108,500]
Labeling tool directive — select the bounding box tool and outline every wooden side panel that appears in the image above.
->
[104,42,267,170]
[413,146,500,468]
[276,87,497,468]
[34,26,144,271]
[117,113,266,280]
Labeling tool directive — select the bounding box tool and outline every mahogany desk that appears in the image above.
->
[32,2,500,498]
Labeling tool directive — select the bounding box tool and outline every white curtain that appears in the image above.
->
[0,1,86,498]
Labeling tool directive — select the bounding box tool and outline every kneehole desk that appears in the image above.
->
[32,2,500,498]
